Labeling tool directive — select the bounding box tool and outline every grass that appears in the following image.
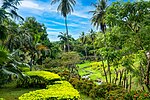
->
[0,81,93,100]
[0,81,39,100]
[80,94,93,100]
[78,61,105,81]
[77,60,145,91]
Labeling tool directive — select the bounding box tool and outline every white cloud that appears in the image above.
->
[47,31,60,35]
[72,11,89,18]
[49,20,64,26]
[47,28,59,31]
[47,31,60,41]
[0,1,2,6]
[46,20,79,27]
[47,28,63,31]
[19,0,44,10]
[16,0,94,41]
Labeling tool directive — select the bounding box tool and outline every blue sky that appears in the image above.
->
[16,0,131,41]
[17,0,99,41]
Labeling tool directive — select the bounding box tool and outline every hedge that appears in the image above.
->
[19,81,80,100]
[17,71,61,88]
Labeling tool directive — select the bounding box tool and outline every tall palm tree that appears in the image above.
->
[79,32,88,59]
[51,0,76,52]
[90,0,110,83]
[90,0,107,33]
[58,32,68,52]
[89,29,97,59]
[1,0,23,20]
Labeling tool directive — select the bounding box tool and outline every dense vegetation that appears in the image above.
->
[0,0,150,100]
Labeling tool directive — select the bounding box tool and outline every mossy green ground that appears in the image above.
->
[0,82,39,100]
[0,82,92,100]
[78,61,107,81]
[78,60,147,91]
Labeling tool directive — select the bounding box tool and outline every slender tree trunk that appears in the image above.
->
[114,68,118,84]
[63,44,66,52]
[85,45,87,60]
[123,70,126,88]
[139,63,145,90]
[102,59,108,83]
[64,17,70,52]
[93,45,97,61]
[129,75,132,91]
[107,59,111,83]
[126,77,128,90]
[146,57,150,91]
[119,70,123,85]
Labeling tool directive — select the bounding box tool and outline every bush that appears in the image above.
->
[89,83,125,99]
[69,78,95,95]
[69,78,125,99]
[19,81,80,100]
[124,90,150,100]
[105,88,126,100]
[44,58,61,68]
[17,71,61,88]
[19,67,30,72]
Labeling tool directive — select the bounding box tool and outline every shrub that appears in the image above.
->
[19,81,80,100]
[124,90,150,100]
[17,71,61,88]
[58,70,71,80]
[45,59,61,68]
[19,67,30,72]
[69,78,95,95]
[88,83,125,99]
[105,88,126,100]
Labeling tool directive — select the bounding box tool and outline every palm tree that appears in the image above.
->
[90,0,107,33]
[90,0,110,83]
[51,0,76,52]
[1,0,23,20]
[58,32,68,52]
[89,29,97,60]
[0,45,25,86]
[79,32,88,59]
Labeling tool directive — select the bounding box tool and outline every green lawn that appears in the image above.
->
[0,82,39,100]
[77,60,144,90]
[0,81,93,100]
[78,61,106,81]
[80,94,93,100]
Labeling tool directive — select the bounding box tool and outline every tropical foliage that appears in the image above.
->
[17,71,61,88]
[0,0,150,100]
[19,81,80,100]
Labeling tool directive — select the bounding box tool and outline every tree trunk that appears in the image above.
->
[85,45,87,60]
[107,59,111,83]
[126,77,128,90]
[123,70,126,88]
[119,70,123,85]
[64,17,70,52]
[102,59,108,83]
[114,68,118,84]
[63,44,66,52]
[93,45,97,61]
[129,75,132,91]
[146,58,150,91]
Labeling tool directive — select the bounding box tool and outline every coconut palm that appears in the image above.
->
[90,0,107,33]
[1,0,23,20]
[58,32,68,52]
[51,0,76,52]
[89,29,97,59]
[79,32,88,59]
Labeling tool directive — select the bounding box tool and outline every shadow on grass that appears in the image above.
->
[0,81,40,100]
